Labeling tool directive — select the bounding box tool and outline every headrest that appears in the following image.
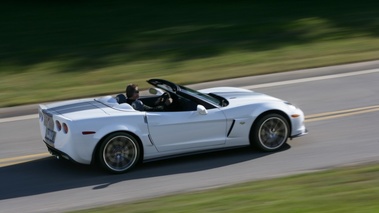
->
[115,94,127,104]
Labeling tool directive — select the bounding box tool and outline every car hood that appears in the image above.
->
[199,87,282,105]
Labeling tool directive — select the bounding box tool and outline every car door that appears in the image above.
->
[146,107,227,152]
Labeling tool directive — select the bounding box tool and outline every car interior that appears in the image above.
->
[115,92,198,112]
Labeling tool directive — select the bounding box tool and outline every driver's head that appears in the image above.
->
[126,84,139,100]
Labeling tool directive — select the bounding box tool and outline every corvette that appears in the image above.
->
[38,79,307,173]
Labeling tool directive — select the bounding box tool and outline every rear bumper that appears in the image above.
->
[44,142,76,162]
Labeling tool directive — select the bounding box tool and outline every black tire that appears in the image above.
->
[98,132,141,174]
[250,113,289,151]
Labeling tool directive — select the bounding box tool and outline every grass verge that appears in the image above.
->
[1,0,379,107]
[71,162,379,213]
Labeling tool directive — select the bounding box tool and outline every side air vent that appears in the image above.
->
[227,120,235,137]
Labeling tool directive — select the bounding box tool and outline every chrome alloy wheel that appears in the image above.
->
[101,134,139,173]
[258,116,288,150]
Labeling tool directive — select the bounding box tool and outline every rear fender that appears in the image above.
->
[93,116,149,144]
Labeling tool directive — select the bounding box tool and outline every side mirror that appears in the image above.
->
[197,105,208,115]
[149,88,164,96]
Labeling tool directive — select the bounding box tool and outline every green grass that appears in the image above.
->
[1,0,379,107]
[71,162,379,213]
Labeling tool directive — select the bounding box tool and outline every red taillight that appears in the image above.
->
[55,120,62,131]
[63,123,69,134]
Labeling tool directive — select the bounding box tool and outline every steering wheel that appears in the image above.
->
[157,92,171,105]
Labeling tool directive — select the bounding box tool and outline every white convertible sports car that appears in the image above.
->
[38,79,307,173]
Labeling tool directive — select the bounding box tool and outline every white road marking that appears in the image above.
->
[0,114,38,123]
[243,68,379,89]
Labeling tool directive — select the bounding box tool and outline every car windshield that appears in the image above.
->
[179,85,221,106]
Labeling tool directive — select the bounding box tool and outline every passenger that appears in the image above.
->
[125,84,172,111]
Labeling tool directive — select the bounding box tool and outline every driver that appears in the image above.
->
[125,84,173,111]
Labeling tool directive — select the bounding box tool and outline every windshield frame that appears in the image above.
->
[147,78,226,108]
[179,85,222,107]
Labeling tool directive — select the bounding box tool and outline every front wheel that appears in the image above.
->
[98,132,141,174]
[250,113,289,151]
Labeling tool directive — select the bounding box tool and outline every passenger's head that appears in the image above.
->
[126,84,139,100]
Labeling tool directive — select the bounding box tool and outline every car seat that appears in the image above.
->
[115,94,127,104]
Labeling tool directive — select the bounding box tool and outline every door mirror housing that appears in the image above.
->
[197,105,208,115]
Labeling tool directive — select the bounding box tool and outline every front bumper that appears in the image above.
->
[290,128,308,139]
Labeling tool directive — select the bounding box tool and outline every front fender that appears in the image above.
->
[250,101,305,137]
[250,102,291,119]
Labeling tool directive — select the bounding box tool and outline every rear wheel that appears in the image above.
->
[250,113,289,151]
[98,132,140,173]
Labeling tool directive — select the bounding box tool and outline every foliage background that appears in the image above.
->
[1,0,379,106]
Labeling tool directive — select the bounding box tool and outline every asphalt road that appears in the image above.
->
[1,61,379,212]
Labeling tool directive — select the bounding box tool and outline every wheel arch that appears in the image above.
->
[91,130,144,165]
[249,109,292,145]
